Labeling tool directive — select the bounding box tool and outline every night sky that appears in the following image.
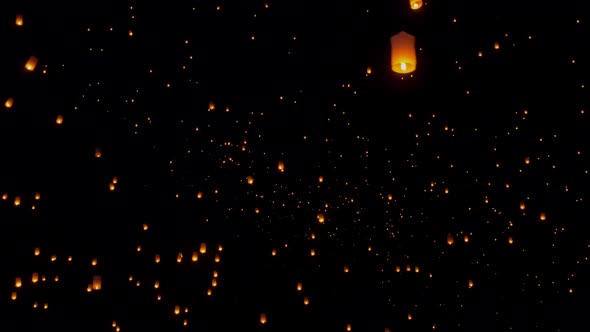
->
[1,1,589,331]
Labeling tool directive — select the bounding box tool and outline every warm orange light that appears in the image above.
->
[16,15,23,26]
[344,265,349,273]
[468,279,474,288]
[317,213,325,224]
[447,233,454,245]
[14,196,21,206]
[278,160,285,172]
[260,313,267,324]
[25,56,38,71]
[95,148,102,158]
[15,277,22,288]
[390,31,416,74]
[508,236,514,244]
[409,0,423,10]
[92,276,102,290]
[246,176,254,185]
[200,243,207,254]
[191,252,198,262]
[5,97,14,109]
[540,212,546,221]
[347,323,352,331]
[56,114,64,125]
[303,296,309,305]
[464,235,469,243]
[297,282,302,291]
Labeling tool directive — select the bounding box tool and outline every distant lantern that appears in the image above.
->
[303,296,309,305]
[409,0,423,10]
[92,276,102,290]
[155,254,161,263]
[16,14,23,26]
[494,41,500,50]
[408,313,413,320]
[32,272,39,283]
[91,258,98,266]
[414,266,420,273]
[5,97,14,109]
[447,233,454,245]
[212,278,218,287]
[14,196,21,206]
[468,279,474,288]
[177,252,183,263]
[347,323,352,331]
[519,202,526,210]
[15,277,22,288]
[56,114,64,125]
[34,248,40,256]
[34,192,40,200]
[271,248,277,256]
[191,252,198,262]
[200,243,207,254]
[508,236,514,244]
[463,234,469,243]
[390,31,416,74]
[197,191,203,199]
[318,175,324,183]
[214,253,221,263]
[278,160,285,172]
[344,265,350,273]
[395,265,401,273]
[25,56,38,71]
[154,281,160,289]
[297,283,303,291]
[540,212,546,221]
[310,249,316,256]
[95,148,102,158]
[317,213,325,224]
[246,176,254,185]
[11,292,17,300]
[174,306,181,315]
[260,313,267,324]
[208,101,215,111]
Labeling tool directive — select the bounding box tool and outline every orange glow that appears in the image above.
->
[25,56,38,71]
[16,15,23,26]
[390,32,416,74]
[5,97,14,108]
[409,0,423,10]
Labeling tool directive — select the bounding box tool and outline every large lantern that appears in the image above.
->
[409,0,423,10]
[390,31,416,74]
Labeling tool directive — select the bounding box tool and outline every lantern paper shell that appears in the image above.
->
[16,15,23,26]
[390,32,417,74]
[409,0,423,10]
[5,97,14,109]
[25,56,38,71]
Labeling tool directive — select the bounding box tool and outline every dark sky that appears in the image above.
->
[1,1,589,331]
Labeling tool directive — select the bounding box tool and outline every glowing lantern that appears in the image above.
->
[25,56,38,71]
[303,296,309,305]
[191,252,198,262]
[34,247,40,256]
[278,160,285,172]
[447,233,454,245]
[395,266,401,273]
[525,157,530,164]
[409,0,423,10]
[92,276,102,290]
[297,283,302,291]
[95,148,102,158]
[15,278,22,288]
[414,266,420,273]
[247,176,254,185]
[344,265,350,273]
[214,253,220,263]
[218,244,223,251]
[406,264,411,272]
[16,15,23,26]
[208,101,215,111]
[317,213,325,224]
[347,323,352,331]
[91,258,98,266]
[540,212,546,221]
[260,313,267,324]
[174,306,181,315]
[5,97,14,108]
[310,249,316,256]
[11,292,17,300]
[155,254,161,263]
[408,313,413,320]
[366,67,372,75]
[32,273,39,283]
[494,42,500,50]
[213,271,218,278]
[508,236,514,244]
[14,196,21,206]
[197,192,203,199]
[387,194,393,201]
[464,235,469,243]
[390,31,416,74]
[212,278,217,287]
[56,114,64,125]
[200,243,207,254]
[34,192,40,200]
[271,249,277,256]
[519,202,526,210]
[154,281,160,289]
[468,280,474,288]
[177,252,183,263]
[318,175,324,183]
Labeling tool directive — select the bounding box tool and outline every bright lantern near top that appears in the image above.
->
[390,31,416,74]
[410,0,423,10]
[16,15,23,26]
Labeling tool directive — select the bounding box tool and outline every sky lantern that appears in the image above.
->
[95,148,102,158]
[390,31,416,74]
[246,176,254,185]
[15,278,22,288]
[297,282,302,291]
[5,97,14,109]
[347,323,352,331]
[303,296,309,305]
[468,280,474,288]
[278,160,285,172]
[540,212,546,221]
[519,202,526,210]
[25,56,38,71]
[260,313,267,324]
[317,213,325,224]
[56,114,64,125]
[11,292,17,300]
[16,15,23,26]
[32,272,39,283]
[191,251,198,262]
[447,233,454,245]
[200,243,207,254]
[409,0,423,10]
[92,276,102,290]
[14,196,21,206]
[344,265,350,273]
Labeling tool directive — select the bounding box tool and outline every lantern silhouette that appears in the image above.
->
[25,56,38,71]
[390,32,416,74]
[409,0,423,10]
[5,97,14,108]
